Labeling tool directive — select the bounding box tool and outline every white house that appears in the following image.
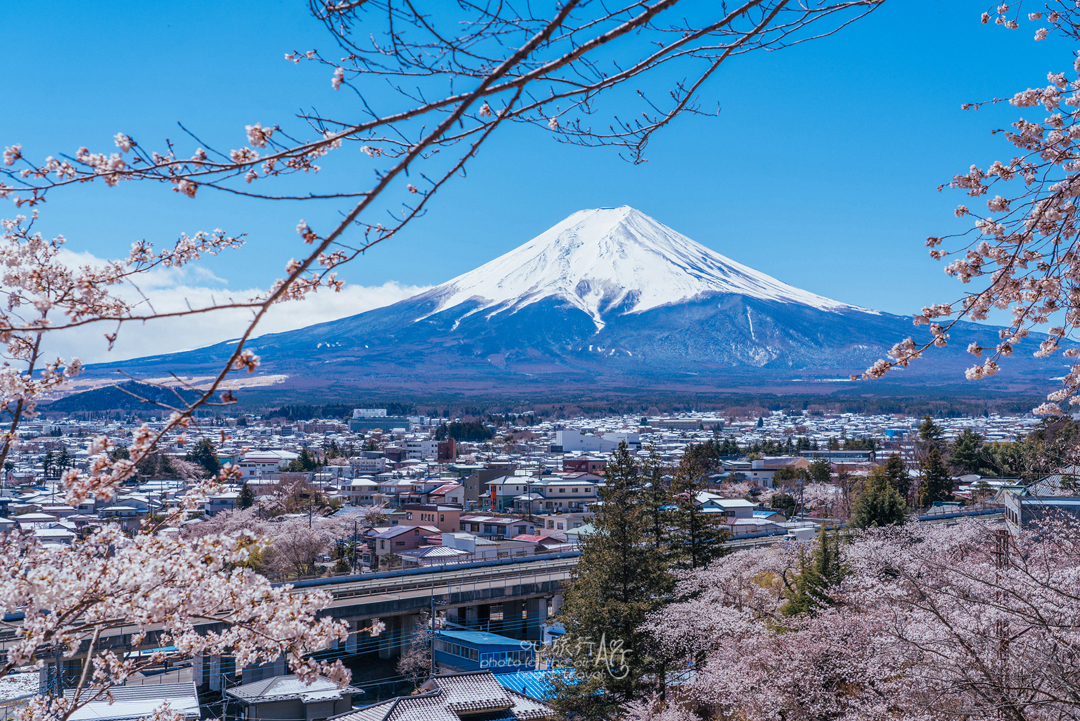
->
[550,430,640,454]
[237,450,299,479]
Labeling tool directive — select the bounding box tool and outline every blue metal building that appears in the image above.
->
[434,629,536,674]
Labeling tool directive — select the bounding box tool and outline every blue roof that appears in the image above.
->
[494,669,568,700]
[753,510,781,517]
[437,629,533,647]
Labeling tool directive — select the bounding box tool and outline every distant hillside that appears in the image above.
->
[43,381,203,413]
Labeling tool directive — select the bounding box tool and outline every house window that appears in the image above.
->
[440,514,445,522]
[406,512,412,520]
[559,488,565,493]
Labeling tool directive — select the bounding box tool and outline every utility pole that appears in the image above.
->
[351,519,358,573]
[798,473,805,521]
[429,591,436,679]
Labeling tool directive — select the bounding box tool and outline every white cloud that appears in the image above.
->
[40,251,431,364]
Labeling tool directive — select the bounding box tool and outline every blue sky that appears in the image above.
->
[1,0,1072,360]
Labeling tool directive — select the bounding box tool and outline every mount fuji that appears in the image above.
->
[100,206,1064,395]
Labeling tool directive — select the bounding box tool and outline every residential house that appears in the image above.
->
[442,532,538,561]
[329,671,552,721]
[401,504,461,534]
[347,455,388,475]
[697,494,756,519]
[238,450,300,479]
[428,482,465,507]
[561,456,607,474]
[205,491,239,516]
[534,512,590,535]
[227,675,361,721]
[342,478,379,506]
[368,524,440,560]
[66,683,200,721]
[550,430,639,453]
[458,515,536,540]
[460,469,502,510]
[398,545,473,567]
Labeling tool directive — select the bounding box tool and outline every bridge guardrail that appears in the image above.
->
[287,550,581,591]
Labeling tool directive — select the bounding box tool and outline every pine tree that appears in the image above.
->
[950,428,986,475]
[808,458,831,485]
[553,442,675,719]
[669,451,730,570]
[850,470,907,529]
[185,438,222,477]
[42,450,55,480]
[781,526,846,618]
[639,447,671,555]
[919,414,945,445]
[882,453,908,496]
[238,483,255,510]
[917,446,953,509]
[56,447,72,476]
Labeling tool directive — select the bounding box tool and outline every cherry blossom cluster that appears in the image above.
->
[636,517,1080,720]
[861,5,1080,412]
[0,522,374,721]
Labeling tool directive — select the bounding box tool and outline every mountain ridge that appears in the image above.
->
[84,207,1069,396]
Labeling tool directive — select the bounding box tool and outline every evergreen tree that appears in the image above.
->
[185,438,222,477]
[639,447,671,555]
[917,447,953,509]
[238,483,255,510]
[949,428,986,475]
[42,450,55,480]
[882,453,908,496]
[850,470,907,529]
[286,448,322,472]
[808,458,831,485]
[780,526,846,618]
[56,447,73,476]
[553,442,675,719]
[919,414,945,445]
[669,452,730,570]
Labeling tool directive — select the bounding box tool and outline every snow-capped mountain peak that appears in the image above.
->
[421,206,862,330]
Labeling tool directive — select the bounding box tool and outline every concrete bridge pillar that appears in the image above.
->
[208,655,222,690]
[501,600,525,638]
[525,598,547,641]
[378,616,400,660]
[346,620,358,653]
[549,593,564,619]
[401,614,419,651]
[463,604,490,630]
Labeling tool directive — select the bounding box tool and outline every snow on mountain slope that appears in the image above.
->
[420,206,866,330]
